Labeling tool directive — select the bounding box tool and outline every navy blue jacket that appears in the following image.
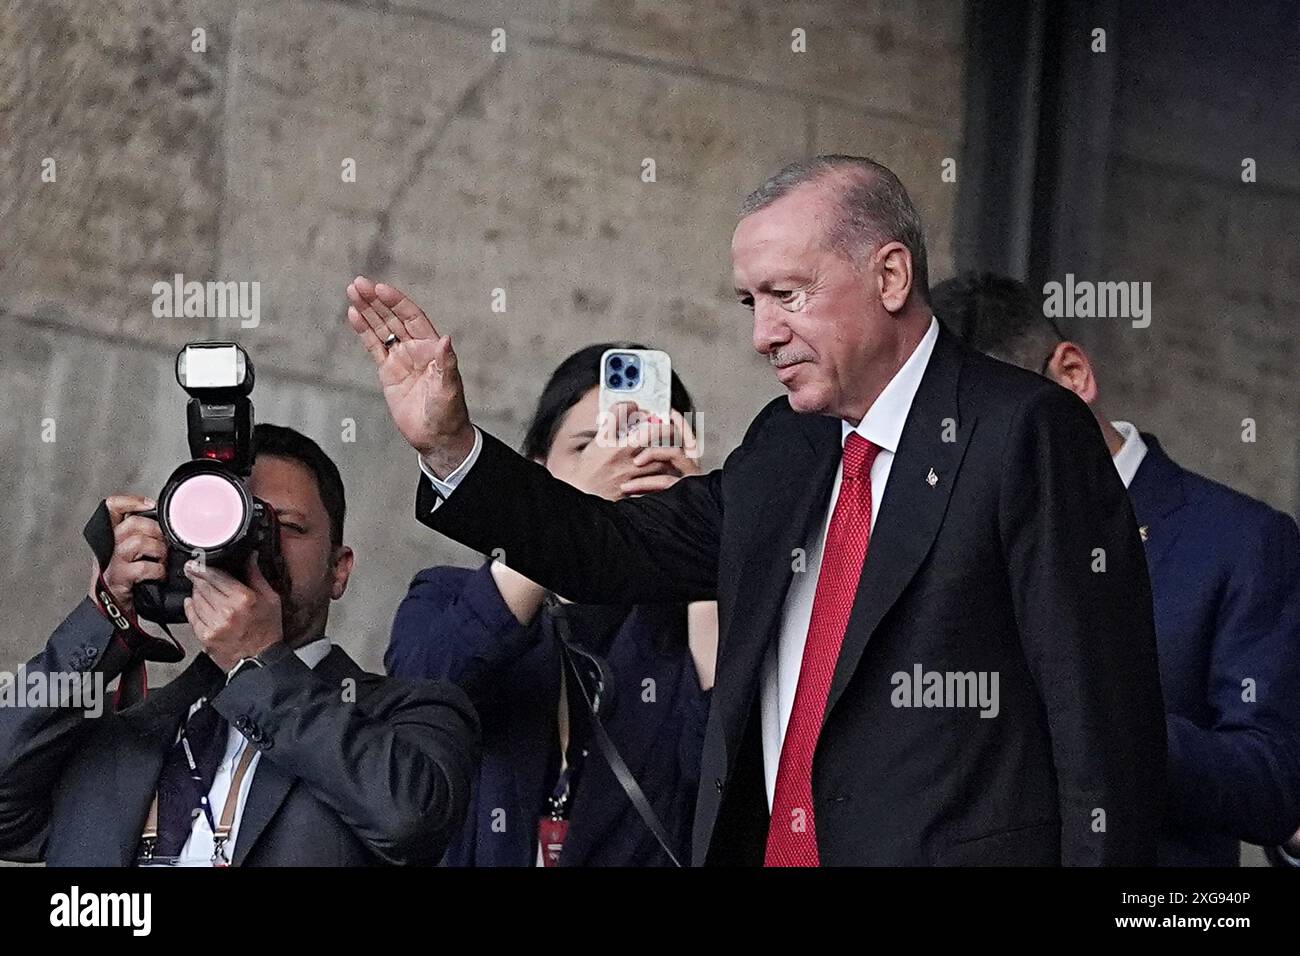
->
[1130,435,1300,865]
[386,563,709,866]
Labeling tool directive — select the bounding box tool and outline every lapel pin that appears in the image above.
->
[1139,525,1149,543]
[926,468,938,487]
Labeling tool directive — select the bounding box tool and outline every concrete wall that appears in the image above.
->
[1082,0,1299,516]
[0,0,967,676]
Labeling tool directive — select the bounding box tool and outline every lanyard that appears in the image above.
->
[139,734,257,867]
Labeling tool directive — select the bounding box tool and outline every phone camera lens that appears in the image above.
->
[608,373,623,388]
[609,356,624,371]
[625,364,639,381]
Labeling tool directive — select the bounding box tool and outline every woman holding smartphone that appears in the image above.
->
[385,343,715,866]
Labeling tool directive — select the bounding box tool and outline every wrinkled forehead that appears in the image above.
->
[731,190,834,281]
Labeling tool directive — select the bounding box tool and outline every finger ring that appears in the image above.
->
[383,333,398,350]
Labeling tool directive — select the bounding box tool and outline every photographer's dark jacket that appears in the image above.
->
[386,563,710,866]
[0,598,479,866]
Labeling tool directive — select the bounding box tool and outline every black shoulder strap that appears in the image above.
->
[547,598,683,868]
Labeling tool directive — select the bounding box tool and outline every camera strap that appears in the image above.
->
[545,596,683,868]
[83,500,186,710]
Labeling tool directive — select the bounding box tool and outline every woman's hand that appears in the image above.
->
[560,402,679,500]
[619,409,702,496]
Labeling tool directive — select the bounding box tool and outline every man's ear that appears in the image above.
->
[1044,341,1100,405]
[874,241,913,314]
[330,545,355,600]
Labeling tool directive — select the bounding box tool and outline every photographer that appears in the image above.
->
[0,423,478,866]
[385,344,715,866]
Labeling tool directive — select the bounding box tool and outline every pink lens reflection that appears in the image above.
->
[168,474,244,548]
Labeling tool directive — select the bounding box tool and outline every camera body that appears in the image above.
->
[133,343,286,624]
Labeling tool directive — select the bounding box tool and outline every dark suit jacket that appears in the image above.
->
[0,599,479,866]
[1129,435,1300,866]
[416,327,1167,865]
[386,563,709,866]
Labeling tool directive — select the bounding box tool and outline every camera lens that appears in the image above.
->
[625,364,639,381]
[609,356,623,371]
[168,473,245,549]
[608,373,623,388]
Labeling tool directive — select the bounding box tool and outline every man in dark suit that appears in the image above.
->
[0,424,478,866]
[346,155,1166,865]
[933,272,1300,866]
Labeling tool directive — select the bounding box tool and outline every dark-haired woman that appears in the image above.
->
[385,344,716,866]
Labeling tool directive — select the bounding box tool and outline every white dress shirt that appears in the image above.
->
[760,316,939,807]
[1109,420,1149,489]
[420,427,484,507]
[417,317,942,812]
[167,637,332,866]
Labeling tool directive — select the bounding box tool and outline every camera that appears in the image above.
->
[132,342,286,624]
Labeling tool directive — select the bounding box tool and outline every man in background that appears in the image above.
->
[934,272,1300,866]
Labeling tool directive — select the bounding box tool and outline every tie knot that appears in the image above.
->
[842,433,880,479]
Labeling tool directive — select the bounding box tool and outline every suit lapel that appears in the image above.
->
[1126,434,1188,572]
[716,416,841,757]
[229,757,296,866]
[109,653,224,865]
[824,329,975,720]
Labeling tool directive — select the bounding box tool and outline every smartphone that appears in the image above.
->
[598,348,672,431]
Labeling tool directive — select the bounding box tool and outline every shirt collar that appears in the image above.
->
[841,316,940,451]
[1110,420,1149,489]
[293,636,333,669]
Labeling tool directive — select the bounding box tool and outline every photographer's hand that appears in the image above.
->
[346,275,476,478]
[183,554,284,672]
[89,494,166,618]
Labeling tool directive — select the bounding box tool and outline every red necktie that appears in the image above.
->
[765,432,881,866]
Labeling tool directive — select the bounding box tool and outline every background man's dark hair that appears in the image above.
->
[931,271,1064,373]
[521,343,694,462]
[740,154,931,302]
[252,423,346,547]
